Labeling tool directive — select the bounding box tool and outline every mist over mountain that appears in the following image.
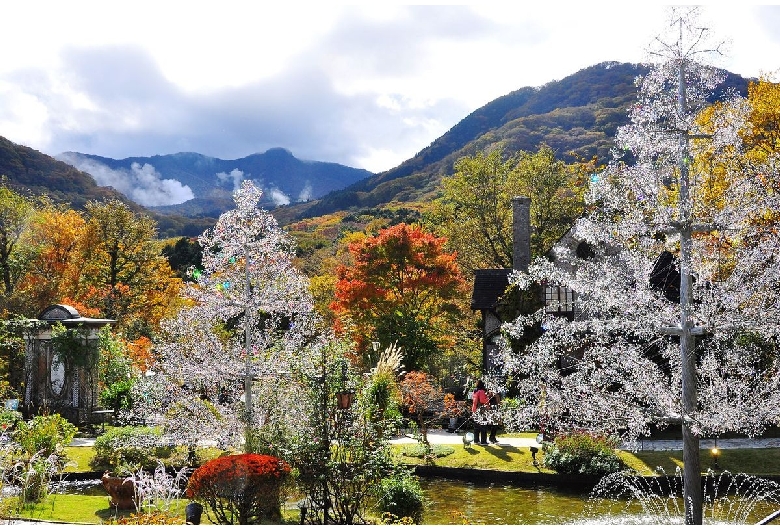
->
[59,148,374,215]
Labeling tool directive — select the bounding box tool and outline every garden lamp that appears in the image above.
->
[711,447,720,469]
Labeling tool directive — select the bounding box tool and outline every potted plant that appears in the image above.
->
[443,393,466,433]
[102,469,139,510]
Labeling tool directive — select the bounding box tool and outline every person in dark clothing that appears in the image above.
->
[487,390,502,444]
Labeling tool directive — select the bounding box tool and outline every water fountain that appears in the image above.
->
[417,470,780,525]
[584,470,780,525]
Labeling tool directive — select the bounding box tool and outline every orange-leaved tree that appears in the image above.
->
[330,223,467,372]
[15,205,86,314]
[399,371,444,448]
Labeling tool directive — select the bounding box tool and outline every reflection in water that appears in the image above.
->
[420,474,780,525]
[419,477,597,525]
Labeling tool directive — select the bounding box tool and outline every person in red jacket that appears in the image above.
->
[471,380,489,445]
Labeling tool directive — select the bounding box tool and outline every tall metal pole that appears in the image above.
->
[677,54,702,525]
[244,238,254,453]
[321,344,329,524]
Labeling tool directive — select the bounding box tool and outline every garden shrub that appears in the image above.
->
[542,430,624,475]
[13,414,77,457]
[99,379,135,413]
[4,414,76,503]
[91,426,174,474]
[400,443,455,459]
[186,453,291,525]
[375,472,425,524]
[126,461,189,513]
[0,410,22,434]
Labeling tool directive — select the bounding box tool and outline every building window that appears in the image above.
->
[545,285,574,314]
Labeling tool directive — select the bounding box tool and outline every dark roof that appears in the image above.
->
[37,304,115,327]
[470,269,511,311]
[38,304,81,320]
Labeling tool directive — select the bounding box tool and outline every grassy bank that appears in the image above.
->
[63,438,780,477]
[394,441,780,477]
[8,437,779,525]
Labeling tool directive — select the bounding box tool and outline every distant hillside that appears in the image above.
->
[62,148,373,217]
[277,62,751,224]
[0,61,754,238]
[0,135,215,238]
[0,135,128,209]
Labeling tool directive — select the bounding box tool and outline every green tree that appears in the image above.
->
[161,237,203,280]
[0,181,33,300]
[77,199,181,335]
[431,145,592,276]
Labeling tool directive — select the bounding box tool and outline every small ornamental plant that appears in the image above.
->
[542,430,624,476]
[186,454,291,525]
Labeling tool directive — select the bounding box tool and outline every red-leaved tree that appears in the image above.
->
[331,223,467,371]
[399,371,445,448]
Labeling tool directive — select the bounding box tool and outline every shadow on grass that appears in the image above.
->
[482,445,522,462]
[95,506,135,522]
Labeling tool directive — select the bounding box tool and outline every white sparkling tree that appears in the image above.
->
[499,8,780,524]
[146,180,320,451]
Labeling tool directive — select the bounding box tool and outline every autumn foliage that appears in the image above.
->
[399,371,445,446]
[331,223,467,370]
[186,454,291,525]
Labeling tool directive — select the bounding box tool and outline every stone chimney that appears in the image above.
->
[512,197,531,271]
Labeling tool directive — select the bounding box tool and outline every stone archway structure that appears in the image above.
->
[23,304,115,424]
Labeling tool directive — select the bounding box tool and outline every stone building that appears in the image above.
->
[470,197,586,375]
[470,197,532,375]
[23,304,114,424]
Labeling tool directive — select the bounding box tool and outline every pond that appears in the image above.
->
[50,475,780,525]
[419,477,594,525]
[418,476,780,525]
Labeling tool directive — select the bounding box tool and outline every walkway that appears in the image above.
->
[68,430,780,451]
[388,428,780,451]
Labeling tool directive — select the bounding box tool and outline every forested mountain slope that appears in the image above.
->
[277,61,749,224]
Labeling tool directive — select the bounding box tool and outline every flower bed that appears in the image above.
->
[186,453,290,525]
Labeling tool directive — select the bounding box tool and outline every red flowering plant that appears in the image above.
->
[186,454,291,525]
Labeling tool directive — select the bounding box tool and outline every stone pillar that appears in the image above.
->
[512,197,531,272]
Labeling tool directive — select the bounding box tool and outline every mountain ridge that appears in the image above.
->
[274,61,750,224]
[0,61,753,235]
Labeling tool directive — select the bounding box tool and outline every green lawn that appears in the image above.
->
[66,439,780,477]
[394,439,780,477]
[619,447,780,476]
[6,437,780,525]
[13,494,154,524]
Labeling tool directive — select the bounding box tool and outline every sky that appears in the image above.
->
[1,3,779,205]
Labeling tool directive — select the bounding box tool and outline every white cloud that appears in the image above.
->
[268,187,290,207]
[1,5,778,176]
[57,153,194,207]
[216,169,245,191]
